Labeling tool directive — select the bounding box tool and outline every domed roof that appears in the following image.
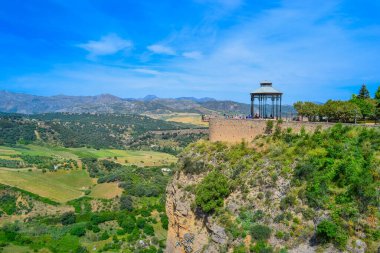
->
[251,81,282,95]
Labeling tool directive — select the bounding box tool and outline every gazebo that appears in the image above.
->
[250,81,283,119]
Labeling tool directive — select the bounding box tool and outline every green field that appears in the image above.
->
[0,168,93,203]
[0,145,176,202]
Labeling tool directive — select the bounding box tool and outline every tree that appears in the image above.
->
[350,96,376,120]
[358,84,370,99]
[320,100,361,123]
[375,86,380,100]
[120,195,133,211]
[375,86,380,123]
[293,101,305,120]
[303,102,320,122]
[195,170,230,213]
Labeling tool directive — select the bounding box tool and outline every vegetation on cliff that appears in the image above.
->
[176,123,379,252]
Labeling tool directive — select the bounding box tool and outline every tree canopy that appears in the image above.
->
[293,84,380,123]
[358,84,370,99]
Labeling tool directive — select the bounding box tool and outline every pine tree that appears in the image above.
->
[375,86,380,100]
[358,84,370,99]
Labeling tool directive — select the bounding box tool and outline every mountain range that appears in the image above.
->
[0,90,295,115]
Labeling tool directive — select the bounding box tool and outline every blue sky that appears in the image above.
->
[1,0,380,103]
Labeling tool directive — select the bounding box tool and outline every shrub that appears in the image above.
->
[100,231,110,240]
[316,220,347,248]
[250,241,274,253]
[120,195,133,211]
[143,224,155,236]
[61,212,76,225]
[233,244,246,253]
[70,225,86,237]
[195,170,230,213]
[160,214,169,230]
[182,157,207,174]
[265,121,274,134]
[137,217,146,229]
[280,195,297,210]
[250,224,271,241]
[0,194,17,215]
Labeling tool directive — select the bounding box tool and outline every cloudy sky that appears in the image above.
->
[1,0,380,103]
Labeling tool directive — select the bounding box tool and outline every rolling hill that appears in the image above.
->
[0,90,295,116]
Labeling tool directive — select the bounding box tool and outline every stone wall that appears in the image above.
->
[209,118,333,143]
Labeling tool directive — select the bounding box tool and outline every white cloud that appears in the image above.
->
[77,34,132,57]
[182,51,203,59]
[147,44,176,55]
[133,68,160,75]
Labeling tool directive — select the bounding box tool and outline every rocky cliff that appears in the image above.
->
[165,125,379,252]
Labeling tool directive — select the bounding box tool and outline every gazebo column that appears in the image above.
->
[280,95,282,119]
[250,95,254,117]
[264,97,267,118]
[259,96,261,118]
[272,96,275,118]
[276,96,279,120]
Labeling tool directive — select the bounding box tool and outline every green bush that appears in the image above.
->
[250,241,274,253]
[137,217,146,229]
[316,220,347,248]
[70,225,86,237]
[100,231,110,240]
[120,195,133,211]
[143,224,155,236]
[160,214,168,230]
[250,224,271,241]
[0,194,17,215]
[233,244,246,253]
[195,170,230,213]
[265,121,274,134]
[60,212,76,225]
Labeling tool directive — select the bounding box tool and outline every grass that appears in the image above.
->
[0,168,93,203]
[1,244,32,253]
[89,182,123,199]
[113,149,177,166]
[0,144,176,203]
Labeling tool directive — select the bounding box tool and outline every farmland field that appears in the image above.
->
[89,182,123,199]
[146,113,209,127]
[0,145,176,203]
[0,145,177,167]
[0,168,93,202]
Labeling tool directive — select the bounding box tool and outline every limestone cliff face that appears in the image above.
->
[165,139,378,253]
[165,171,228,253]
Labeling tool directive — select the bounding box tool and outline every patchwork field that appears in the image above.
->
[146,113,209,127]
[0,145,177,167]
[0,168,93,203]
[0,145,176,203]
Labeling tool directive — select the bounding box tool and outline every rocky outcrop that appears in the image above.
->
[166,139,380,253]
[165,172,226,253]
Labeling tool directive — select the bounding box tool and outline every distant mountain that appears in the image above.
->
[176,97,216,103]
[141,95,159,101]
[0,90,295,116]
